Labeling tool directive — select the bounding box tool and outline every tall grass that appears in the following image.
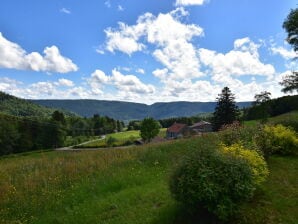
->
[0,136,212,224]
[1,133,297,223]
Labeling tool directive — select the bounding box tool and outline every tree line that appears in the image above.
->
[0,111,124,156]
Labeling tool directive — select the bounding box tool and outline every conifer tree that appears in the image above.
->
[212,87,240,131]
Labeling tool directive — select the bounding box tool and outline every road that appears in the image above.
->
[55,135,106,151]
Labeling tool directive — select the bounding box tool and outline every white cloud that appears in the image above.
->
[271,46,297,60]
[105,25,146,55]
[136,68,145,74]
[60,8,71,14]
[175,0,207,6]
[199,38,275,78]
[117,5,124,11]
[56,78,74,87]
[0,32,78,73]
[89,69,155,96]
[29,82,56,96]
[104,8,203,79]
[153,68,168,79]
[91,69,110,84]
[0,77,22,94]
[96,48,105,55]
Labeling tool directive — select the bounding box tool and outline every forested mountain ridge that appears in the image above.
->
[0,91,75,117]
[32,99,251,120]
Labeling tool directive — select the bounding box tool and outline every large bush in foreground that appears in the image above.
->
[170,144,257,220]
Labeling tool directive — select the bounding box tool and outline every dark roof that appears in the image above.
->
[190,121,211,128]
[167,123,187,133]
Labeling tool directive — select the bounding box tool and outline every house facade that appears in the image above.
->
[166,123,189,139]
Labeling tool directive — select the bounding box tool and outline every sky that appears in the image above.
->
[0,0,297,104]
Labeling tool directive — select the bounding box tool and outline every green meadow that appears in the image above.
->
[0,133,297,224]
[78,128,167,148]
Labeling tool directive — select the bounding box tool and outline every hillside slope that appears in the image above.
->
[0,91,75,117]
[0,137,296,224]
[32,99,251,120]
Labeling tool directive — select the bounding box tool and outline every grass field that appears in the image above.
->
[0,133,297,224]
[79,128,167,148]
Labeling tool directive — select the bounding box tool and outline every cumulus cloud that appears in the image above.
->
[89,69,155,96]
[175,0,207,6]
[56,78,74,87]
[0,77,23,94]
[104,8,203,79]
[2,78,91,99]
[199,38,275,79]
[0,32,78,73]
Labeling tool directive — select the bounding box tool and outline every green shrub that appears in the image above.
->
[256,125,298,156]
[106,136,117,147]
[170,145,256,220]
[219,122,260,150]
[271,120,298,132]
[220,143,269,186]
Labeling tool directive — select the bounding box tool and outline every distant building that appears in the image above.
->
[166,123,189,139]
[189,121,212,133]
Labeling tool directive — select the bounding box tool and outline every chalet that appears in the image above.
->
[166,123,189,139]
[189,121,212,133]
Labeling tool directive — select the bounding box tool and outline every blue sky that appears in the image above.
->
[0,0,297,104]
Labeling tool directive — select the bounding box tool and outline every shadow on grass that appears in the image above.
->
[153,204,224,224]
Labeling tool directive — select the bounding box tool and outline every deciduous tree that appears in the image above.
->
[283,8,298,53]
[140,117,160,143]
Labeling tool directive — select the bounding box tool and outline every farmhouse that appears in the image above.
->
[166,122,189,139]
[189,121,212,133]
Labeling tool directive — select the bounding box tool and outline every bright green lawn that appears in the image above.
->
[79,128,167,148]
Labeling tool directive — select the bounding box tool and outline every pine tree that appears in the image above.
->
[212,87,240,131]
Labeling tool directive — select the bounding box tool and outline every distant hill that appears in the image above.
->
[31,99,251,120]
[0,91,75,117]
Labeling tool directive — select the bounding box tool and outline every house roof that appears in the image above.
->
[190,121,211,128]
[167,123,187,133]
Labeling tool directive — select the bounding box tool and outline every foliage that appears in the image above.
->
[283,8,298,53]
[256,125,298,156]
[254,91,271,105]
[219,122,260,150]
[170,143,256,220]
[269,111,298,132]
[127,120,141,130]
[211,87,240,131]
[280,71,298,93]
[32,98,251,120]
[0,91,74,118]
[253,91,271,123]
[0,113,67,155]
[220,143,269,186]
[106,136,117,146]
[243,95,298,121]
[0,134,297,223]
[140,118,160,143]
